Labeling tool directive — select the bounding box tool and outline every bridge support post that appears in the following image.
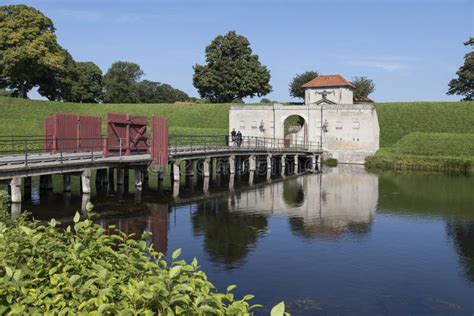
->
[266,154,272,180]
[117,168,124,186]
[294,155,299,174]
[311,155,317,171]
[81,169,91,194]
[173,180,180,198]
[63,174,72,192]
[134,168,143,189]
[229,174,235,191]
[249,155,256,172]
[316,155,321,170]
[281,155,286,176]
[108,168,115,193]
[9,177,22,203]
[203,176,210,194]
[172,160,181,182]
[203,157,210,177]
[229,155,235,174]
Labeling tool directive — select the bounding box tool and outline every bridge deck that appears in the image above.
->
[0,146,322,180]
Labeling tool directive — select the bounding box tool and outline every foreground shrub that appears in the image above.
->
[0,211,264,315]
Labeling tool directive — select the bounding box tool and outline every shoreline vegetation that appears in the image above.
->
[0,97,473,174]
[0,192,289,315]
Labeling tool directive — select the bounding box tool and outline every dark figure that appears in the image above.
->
[236,131,243,147]
[231,128,237,146]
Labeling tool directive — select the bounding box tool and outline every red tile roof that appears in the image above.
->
[302,75,355,89]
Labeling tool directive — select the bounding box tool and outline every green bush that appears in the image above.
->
[323,158,338,167]
[0,211,263,315]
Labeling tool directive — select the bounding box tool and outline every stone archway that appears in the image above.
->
[282,114,308,146]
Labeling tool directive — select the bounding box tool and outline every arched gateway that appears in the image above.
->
[229,75,380,164]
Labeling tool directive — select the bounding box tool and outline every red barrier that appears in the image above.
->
[150,116,169,168]
[107,113,148,155]
[44,113,102,152]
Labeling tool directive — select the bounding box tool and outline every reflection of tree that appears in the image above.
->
[192,199,268,269]
[446,221,474,283]
[283,180,304,207]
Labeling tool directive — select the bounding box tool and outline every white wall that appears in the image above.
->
[305,87,353,105]
[228,103,380,163]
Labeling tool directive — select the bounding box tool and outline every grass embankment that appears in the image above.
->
[0,97,230,136]
[1,97,473,173]
[369,101,474,174]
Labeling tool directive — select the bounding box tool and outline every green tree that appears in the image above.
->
[136,80,189,103]
[351,76,375,99]
[39,52,104,103]
[447,38,474,101]
[104,61,143,103]
[289,71,318,100]
[0,5,66,98]
[193,31,272,103]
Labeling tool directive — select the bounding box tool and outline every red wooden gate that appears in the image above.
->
[150,115,169,168]
[106,113,148,155]
[44,113,102,152]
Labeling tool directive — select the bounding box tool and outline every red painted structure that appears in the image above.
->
[44,113,102,152]
[150,116,169,168]
[106,113,148,155]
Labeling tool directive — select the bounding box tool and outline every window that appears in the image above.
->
[353,121,360,129]
[336,121,343,130]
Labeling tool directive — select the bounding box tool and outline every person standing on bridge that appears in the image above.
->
[231,129,237,147]
[236,131,242,147]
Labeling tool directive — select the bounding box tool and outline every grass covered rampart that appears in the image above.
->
[1,97,473,173]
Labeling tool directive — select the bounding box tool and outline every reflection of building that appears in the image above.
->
[229,75,379,164]
[98,203,169,254]
[227,165,378,239]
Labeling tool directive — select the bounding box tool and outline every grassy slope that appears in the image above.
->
[0,97,230,136]
[1,97,473,159]
[375,101,474,147]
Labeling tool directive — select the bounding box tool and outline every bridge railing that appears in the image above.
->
[0,136,136,166]
[169,135,321,154]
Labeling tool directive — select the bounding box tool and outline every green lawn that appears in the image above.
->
[0,97,230,136]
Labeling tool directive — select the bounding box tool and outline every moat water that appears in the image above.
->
[7,166,474,315]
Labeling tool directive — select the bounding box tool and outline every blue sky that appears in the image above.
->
[5,0,473,102]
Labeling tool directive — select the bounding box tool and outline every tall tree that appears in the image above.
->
[447,38,474,101]
[103,61,144,103]
[0,5,66,98]
[193,31,272,103]
[351,76,375,99]
[289,71,318,100]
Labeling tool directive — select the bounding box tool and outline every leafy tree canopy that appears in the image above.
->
[447,38,474,101]
[136,80,189,103]
[0,4,67,98]
[103,61,144,103]
[289,71,318,100]
[351,76,375,99]
[193,31,272,103]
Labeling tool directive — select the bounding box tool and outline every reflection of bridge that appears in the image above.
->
[0,135,322,205]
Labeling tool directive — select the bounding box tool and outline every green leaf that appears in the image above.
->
[169,266,181,279]
[172,248,182,260]
[86,202,94,212]
[73,212,80,223]
[5,266,13,278]
[271,301,285,316]
[227,285,237,293]
[69,275,80,286]
[243,294,254,301]
[20,226,33,235]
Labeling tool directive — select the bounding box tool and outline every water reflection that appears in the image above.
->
[446,221,474,283]
[225,165,377,241]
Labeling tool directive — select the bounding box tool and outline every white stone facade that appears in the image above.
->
[229,103,379,164]
[305,86,354,105]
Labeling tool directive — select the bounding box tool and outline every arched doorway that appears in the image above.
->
[283,115,307,146]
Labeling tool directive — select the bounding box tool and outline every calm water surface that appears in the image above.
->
[9,166,474,315]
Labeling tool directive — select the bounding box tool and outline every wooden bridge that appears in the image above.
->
[0,134,322,204]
